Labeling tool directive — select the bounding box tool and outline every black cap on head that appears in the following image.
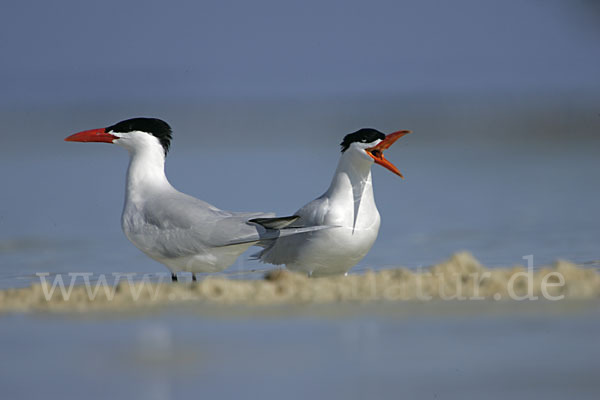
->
[340,128,385,152]
[106,117,172,154]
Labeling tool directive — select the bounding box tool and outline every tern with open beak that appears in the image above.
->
[65,117,330,281]
[254,128,411,276]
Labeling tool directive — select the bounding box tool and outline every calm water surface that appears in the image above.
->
[1,142,598,288]
[1,107,599,399]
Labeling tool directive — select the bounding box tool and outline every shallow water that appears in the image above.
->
[1,304,599,400]
[1,99,599,399]
[1,140,598,288]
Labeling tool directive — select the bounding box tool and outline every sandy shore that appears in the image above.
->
[1,252,598,314]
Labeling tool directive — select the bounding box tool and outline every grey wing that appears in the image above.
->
[135,191,333,259]
[289,195,331,227]
[251,195,332,262]
[137,193,273,258]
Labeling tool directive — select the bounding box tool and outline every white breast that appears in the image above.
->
[258,152,382,276]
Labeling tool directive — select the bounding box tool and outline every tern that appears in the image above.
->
[65,117,328,281]
[254,128,410,277]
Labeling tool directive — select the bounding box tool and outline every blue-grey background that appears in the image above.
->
[1,1,599,399]
[2,0,600,103]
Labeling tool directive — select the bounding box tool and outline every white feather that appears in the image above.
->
[256,141,382,276]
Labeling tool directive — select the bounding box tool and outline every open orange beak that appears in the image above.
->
[365,130,411,178]
[64,128,118,143]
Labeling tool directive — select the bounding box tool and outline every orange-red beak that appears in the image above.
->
[365,130,411,178]
[64,128,118,143]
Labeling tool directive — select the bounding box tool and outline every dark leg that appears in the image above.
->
[171,273,177,282]
[192,274,197,282]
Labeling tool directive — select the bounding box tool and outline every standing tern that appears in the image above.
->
[254,128,411,277]
[65,117,328,280]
